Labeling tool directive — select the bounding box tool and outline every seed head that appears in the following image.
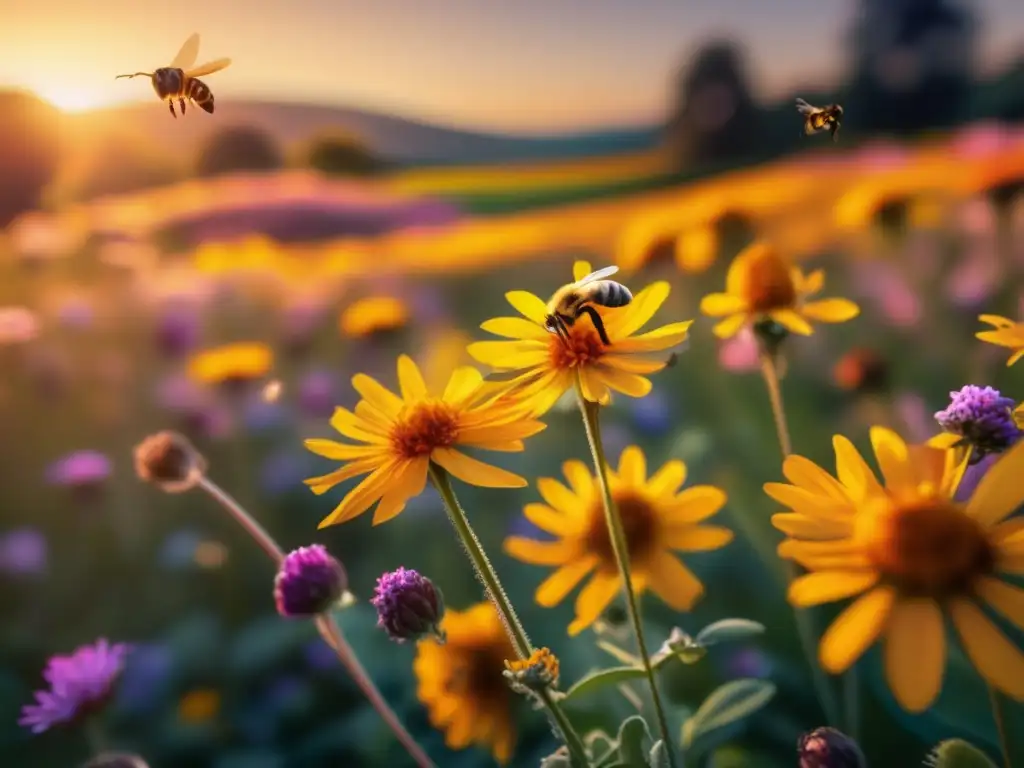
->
[371,567,445,643]
[274,545,347,618]
[935,385,1022,463]
[503,647,560,694]
[798,727,866,768]
[133,431,207,493]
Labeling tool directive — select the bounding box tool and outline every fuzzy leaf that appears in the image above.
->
[648,740,670,768]
[616,716,652,767]
[681,679,776,748]
[564,666,647,701]
[927,739,999,768]
[694,619,765,647]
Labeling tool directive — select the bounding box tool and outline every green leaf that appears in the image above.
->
[927,739,999,768]
[564,666,647,701]
[598,639,642,666]
[616,715,652,767]
[681,678,776,748]
[694,619,765,647]
[648,740,670,768]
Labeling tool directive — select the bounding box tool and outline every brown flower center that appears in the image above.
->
[447,646,512,704]
[390,401,459,458]
[862,497,995,596]
[584,491,659,567]
[740,248,797,313]
[548,323,607,370]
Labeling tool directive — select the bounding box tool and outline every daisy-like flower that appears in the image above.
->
[187,342,273,388]
[303,355,545,528]
[414,602,516,765]
[767,427,1024,712]
[468,260,692,416]
[700,242,860,339]
[976,314,1024,366]
[504,446,733,636]
[19,639,130,733]
[340,296,410,339]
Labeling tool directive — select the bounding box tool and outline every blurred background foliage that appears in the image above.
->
[1,0,1024,766]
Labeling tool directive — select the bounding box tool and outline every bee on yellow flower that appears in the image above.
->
[303,355,545,528]
[700,242,859,339]
[468,261,692,416]
[414,602,517,765]
[976,314,1024,366]
[505,446,732,636]
[340,296,410,339]
[767,427,1024,712]
[187,342,273,388]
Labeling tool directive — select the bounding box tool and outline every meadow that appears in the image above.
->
[2,119,1024,768]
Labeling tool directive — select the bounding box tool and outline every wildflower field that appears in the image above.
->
[2,123,1024,768]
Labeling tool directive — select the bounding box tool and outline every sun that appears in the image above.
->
[33,85,117,113]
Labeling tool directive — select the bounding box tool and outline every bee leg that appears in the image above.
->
[168,101,176,118]
[577,306,611,346]
[180,98,187,115]
[553,315,570,344]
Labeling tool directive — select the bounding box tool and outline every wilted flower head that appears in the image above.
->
[81,753,150,768]
[46,451,112,500]
[274,544,347,617]
[133,431,207,493]
[797,727,866,768]
[935,385,1021,462]
[372,567,445,643]
[19,639,130,734]
[503,647,560,694]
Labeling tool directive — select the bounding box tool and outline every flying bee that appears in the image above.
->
[796,98,843,142]
[544,265,633,347]
[116,33,231,118]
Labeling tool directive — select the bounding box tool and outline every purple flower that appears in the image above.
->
[371,567,445,643]
[273,545,347,618]
[0,528,48,576]
[45,451,112,489]
[297,370,336,419]
[935,385,1022,463]
[19,639,130,733]
[797,727,866,768]
[155,304,200,358]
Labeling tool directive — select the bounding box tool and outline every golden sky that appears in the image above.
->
[2,0,1021,132]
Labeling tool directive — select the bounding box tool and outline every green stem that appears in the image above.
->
[196,476,436,768]
[574,381,678,768]
[987,684,1014,768]
[758,354,842,729]
[428,464,590,768]
[843,668,859,745]
[84,718,106,757]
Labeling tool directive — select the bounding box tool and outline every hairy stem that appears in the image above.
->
[197,476,436,768]
[575,381,678,768]
[988,684,1014,768]
[429,464,590,768]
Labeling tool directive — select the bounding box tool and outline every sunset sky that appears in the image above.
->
[2,0,1022,133]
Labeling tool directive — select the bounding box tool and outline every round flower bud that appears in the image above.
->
[273,545,347,618]
[133,431,207,493]
[371,567,445,643]
[798,727,866,768]
[935,385,1022,462]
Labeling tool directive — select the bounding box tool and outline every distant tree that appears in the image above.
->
[665,40,762,170]
[302,132,383,177]
[195,125,284,177]
[845,0,976,135]
[0,90,62,226]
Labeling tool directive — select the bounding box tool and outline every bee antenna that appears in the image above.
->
[115,72,152,80]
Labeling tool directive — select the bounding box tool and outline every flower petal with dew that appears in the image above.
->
[976,314,1024,366]
[468,260,692,416]
[505,446,732,635]
[700,242,859,340]
[187,342,273,387]
[768,427,1024,712]
[303,355,545,528]
[414,602,517,765]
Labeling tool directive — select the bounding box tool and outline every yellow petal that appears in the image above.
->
[833,435,883,500]
[458,420,546,446]
[397,354,429,400]
[975,576,1024,631]
[612,321,694,353]
[801,298,860,323]
[573,260,593,282]
[950,598,1024,700]
[538,477,584,515]
[505,290,549,324]
[884,597,945,712]
[304,457,381,495]
[782,455,849,501]
[562,459,595,496]
[317,463,395,527]
[646,552,704,611]
[662,524,733,552]
[432,447,526,488]
[647,459,687,496]
[778,539,872,571]
[771,512,853,539]
[617,445,647,485]
[568,572,622,636]
[504,537,576,566]
[700,293,747,317]
[330,407,387,442]
[535,556,598,607]
[665,486,727,523]
[467,340,548,368]
[480,316,548,340]
[966,439,1024,526]
[1008,349,1024,366]
[303,439,382,461]
[442,366,485,403]
[712,314,747,339]
[613,281,670,337]
[770,309,813,336]
[522,503,577,536]
[799,268,825,296]
[600,354,668,374]
[372,458,429,525]
[870,426,914,492]
[595,367,653,398]
[979,314,1015,329]
[819,586,896,674]
[578,369,610,404]
[788,571,879,607]
[351,374,403,417]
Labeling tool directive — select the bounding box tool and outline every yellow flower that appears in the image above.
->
[767,427,1024,712]
[303,355,545,528]
[177,688,220,724]
[187,342,273,386]
[340,296,410,338]
[414,602,517,765]
[674,225,718,274]
[1015,403,1024,431]
[468,260,693,416]
[700,242,859,339]
[505,446,733,636]
[976,314,1024,366]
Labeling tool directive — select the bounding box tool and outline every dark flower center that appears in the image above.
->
[584,491,658,567]
[447,647,512,704]
[390,401,459,458]
[742,250,797,313]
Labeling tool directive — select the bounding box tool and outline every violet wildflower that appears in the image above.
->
[82,753,150,768]
[19,639,130,734]
[935,385,1022,462]
[371,567,445,643]
[155,303,200,358]
[46,451,112,502]
[798,727,866,768]
[274,545,347,617]
[0,527,48,576]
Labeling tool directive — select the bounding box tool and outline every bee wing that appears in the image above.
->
[575,265,619,286]
[170,33,201,70]
[795,98,817,116]
[186,58,232,78]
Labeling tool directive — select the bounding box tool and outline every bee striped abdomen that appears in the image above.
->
[593,281,633,308]
[188,78,215,113]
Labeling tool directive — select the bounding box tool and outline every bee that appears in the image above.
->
[796,98,843,142]
[116,33,231,118]
[544,265,633,347]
